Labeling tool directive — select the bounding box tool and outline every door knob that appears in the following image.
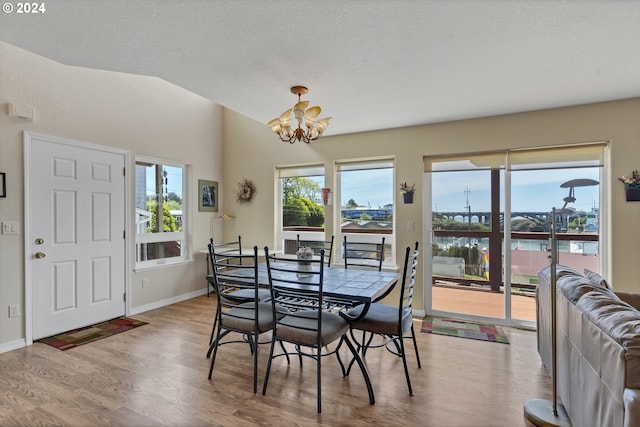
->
[35,238,45,245]
[35,252,46,259]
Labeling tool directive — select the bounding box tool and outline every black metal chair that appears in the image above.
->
[296,234,335,267]
[206,237,270,357]
[343,235,386,271]
[206,236,243,297]
[207,245,275,393]
[343,235,392,301]
[345,242,421,395]
[261,247,375,413]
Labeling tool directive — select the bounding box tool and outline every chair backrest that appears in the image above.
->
[209,235,242,263]
[398,242,419,327]
[264,247,326,346]
[343,236,386,271]
[296,234,335,267]
[208,241,258,305]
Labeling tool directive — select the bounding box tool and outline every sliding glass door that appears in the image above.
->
[427,154,506,321]
[425,144,605,327]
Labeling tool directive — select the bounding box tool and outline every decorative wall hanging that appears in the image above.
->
[321,187,332,206]
[619,170,640,201]
[236,178,256,204]
[198,180,219,212]
[400,182,415,204]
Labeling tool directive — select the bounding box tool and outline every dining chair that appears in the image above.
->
[206,236,242,296]
[343,235,386,271]
[207,245,275,393]
[343,235,393,301]
[344,242,421,395]
[296,234,335,267]
[262,247,375,413]
[206,237,271,357]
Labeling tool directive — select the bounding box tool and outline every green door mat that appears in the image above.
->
[421,316,509,344]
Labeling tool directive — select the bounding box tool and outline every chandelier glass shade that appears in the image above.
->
[267,86,331,144]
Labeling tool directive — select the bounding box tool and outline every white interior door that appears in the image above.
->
[27,134,126,340]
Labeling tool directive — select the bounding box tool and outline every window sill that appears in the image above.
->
[134,258,194,273]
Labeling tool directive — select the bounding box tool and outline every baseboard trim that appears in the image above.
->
[129,288,208,316]
[412,308,426,318]
[0,338,27,354]
[0,289,208,354]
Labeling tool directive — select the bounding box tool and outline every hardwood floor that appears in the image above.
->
[0,295,550,426]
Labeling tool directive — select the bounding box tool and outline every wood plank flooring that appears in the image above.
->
[0,295,550,426]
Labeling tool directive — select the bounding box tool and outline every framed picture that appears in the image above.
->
[198,179,218,212]
[0,173,5,198]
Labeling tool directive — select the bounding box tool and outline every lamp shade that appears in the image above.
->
[267,86,331,143]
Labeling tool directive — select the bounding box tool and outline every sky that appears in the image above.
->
[336,166,600,214]
[432,168,600,214]
[146,165,183,198]
[154,164,600,215]
[339,169,394,208]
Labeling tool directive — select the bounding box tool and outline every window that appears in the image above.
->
[277,165,325,254]
[426,143,606,322]
[135,158,188,268]
[336,159,395,266]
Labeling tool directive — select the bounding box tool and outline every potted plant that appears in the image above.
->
[618,170,640,201]
[400,182,415,204]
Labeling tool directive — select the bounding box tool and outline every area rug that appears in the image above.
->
[421,316,509,344]
[38,317,147,351]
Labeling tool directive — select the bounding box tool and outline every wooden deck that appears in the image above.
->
[432,285,537,322]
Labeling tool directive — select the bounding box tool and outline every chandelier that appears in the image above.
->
[267,86,331,144]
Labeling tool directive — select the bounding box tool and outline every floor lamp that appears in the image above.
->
[524,208,572,427]
[210,213,234,239]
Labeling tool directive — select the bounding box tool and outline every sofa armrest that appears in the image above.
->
[615,292,640,311]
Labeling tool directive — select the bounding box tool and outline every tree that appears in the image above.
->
[345,198,358,208]
[167,192,182,203]
[359,212,372,221]
[283,196,310,226]
[283,177,322,204]
[282,177,324,227]
[432,217,489,232]
[147,201,179,232]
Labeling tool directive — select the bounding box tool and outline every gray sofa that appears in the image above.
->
[536,265,640,427]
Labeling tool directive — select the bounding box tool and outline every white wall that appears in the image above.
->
[0,42,223,350]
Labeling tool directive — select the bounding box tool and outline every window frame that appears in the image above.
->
[135,156,190,270]
[276,164,327,254]
[335,157,396,269]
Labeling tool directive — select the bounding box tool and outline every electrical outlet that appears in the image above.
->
[9,304,20,318]
[142,278,150,288]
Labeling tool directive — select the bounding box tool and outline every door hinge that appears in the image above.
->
[123,292,126,302]
[123,167,126,176]
[123,230,126,239]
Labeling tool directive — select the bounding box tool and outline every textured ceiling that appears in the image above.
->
[1,0,639,136]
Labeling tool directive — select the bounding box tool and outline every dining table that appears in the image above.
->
[204,246,399,304]
[209,260,400,315]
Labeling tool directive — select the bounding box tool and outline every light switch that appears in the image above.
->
[407,220,414,231]
[2,222,19,234]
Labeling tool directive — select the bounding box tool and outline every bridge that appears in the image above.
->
[433,211,554,227]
